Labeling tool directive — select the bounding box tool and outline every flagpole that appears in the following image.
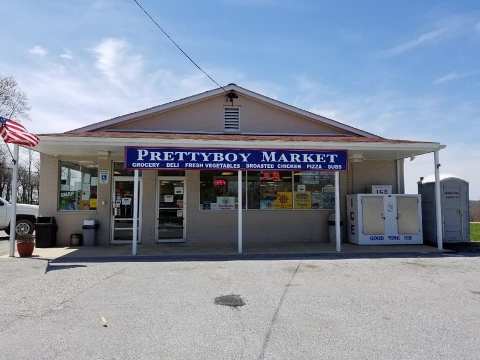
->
[9,144,19,257]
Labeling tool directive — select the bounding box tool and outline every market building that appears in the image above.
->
[35,84,445,254]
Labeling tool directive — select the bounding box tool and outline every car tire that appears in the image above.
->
[15,218,35,236]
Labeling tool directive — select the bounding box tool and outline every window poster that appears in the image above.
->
[79,200,90,210]
[164,195,174,203]
[81,190,91,201]
[322,184,335,193]
[313,192,334,209]
[89,198,97,209]
[311,192,323,209]
[299,174,320,185]
[216,196,236,210]
[295,192,312,209]
[83,173,91,185]
[273,192,292,209]
[174,187,184,195]
[99,169,109,184]
[121,197,132,206]
[260,199,274,209]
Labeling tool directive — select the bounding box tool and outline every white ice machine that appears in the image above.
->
[347,194,423,245]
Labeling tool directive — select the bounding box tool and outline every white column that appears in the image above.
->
[237,170,243,254]
[334,171,341,252]
[396,159,403,193]
[8,144,19,257]
[434,151,443,250]
[132,169,139,256]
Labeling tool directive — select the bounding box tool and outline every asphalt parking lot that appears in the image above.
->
[1,255,480,360]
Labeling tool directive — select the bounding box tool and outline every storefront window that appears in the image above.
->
[200,170,335,210]
[200,171,245,210]
[293,172,335,209]
[247,171,293,209]
[59,161,98,210]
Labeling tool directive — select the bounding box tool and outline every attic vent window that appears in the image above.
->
[224,106,240,131]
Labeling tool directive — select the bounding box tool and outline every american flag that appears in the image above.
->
[0,116,39,147]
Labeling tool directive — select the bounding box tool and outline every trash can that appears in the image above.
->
[70,233,82,247]
[328,213,343,243]
[35,217,57,248]
[82,219,98,246]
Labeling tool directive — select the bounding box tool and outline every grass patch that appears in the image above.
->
[471,223,480,242]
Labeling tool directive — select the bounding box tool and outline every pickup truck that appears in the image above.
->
[0,197,39,236]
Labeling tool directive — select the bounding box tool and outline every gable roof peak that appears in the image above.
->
[67,83,380,138]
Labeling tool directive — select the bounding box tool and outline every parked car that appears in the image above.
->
[0,197,39,236]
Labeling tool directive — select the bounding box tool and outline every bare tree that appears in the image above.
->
[17,149,40,204]
[0,76,29,119]
[0,75,35,203]
[0,145,11,199]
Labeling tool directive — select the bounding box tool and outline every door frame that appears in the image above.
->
[110,175,143,244]
[156,176,187,243]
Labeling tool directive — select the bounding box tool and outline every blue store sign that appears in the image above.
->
[125,147,348,171]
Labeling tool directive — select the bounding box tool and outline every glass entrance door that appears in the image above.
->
[157,177,185,242]
[111,177,142,243]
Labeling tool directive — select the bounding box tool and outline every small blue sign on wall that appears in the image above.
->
[125,147,347,171]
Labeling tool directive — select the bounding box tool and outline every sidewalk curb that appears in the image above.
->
[46,249,474,264]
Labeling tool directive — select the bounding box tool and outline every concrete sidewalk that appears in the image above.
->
[1,241,446,262]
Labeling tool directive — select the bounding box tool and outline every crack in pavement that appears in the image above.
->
[257,262,301,360]
[0,266,127,334]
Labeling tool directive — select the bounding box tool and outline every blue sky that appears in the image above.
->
[1,0,479,198]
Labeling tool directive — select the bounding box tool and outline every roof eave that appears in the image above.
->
[36,134,444,153]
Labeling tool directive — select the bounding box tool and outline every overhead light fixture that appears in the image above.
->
[226,90,238,105]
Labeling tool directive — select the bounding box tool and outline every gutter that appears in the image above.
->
[36,135,444,153]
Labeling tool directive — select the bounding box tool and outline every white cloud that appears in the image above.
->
[92,38,144,92]
[2,37,284,136]
[433,72,462,85]
[381,13,480,58]
[382,28,448,57]
[28,45,48,57]
[433,71,479,85]
[60,50,73,60]
[0,37,219,134]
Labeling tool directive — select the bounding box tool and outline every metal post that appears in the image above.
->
[237,170,243,254]
[8,144,19,257]
[132,169,139,256]
[334,171,341,252]
[396,159,403,194]
[434,151,443,250]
